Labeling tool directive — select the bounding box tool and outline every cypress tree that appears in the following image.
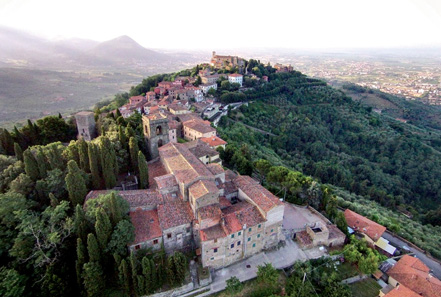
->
[130,252,138,293]
[35,147,49,179]
[65,160,87,206]
[116,108,122,118]
[0,129,15,155]
[95,208,112,250]
[23,149,39,181]
[109,192,123,226]
[136,275,145,296]
[14,142,23,161]
[118,259,130,294]
[138,151,149,189]
[118,125,127,149]
[47,144,65,171]
[125,125,135,140]
[82,262,104,297]
[99,136,117,189]
[78,138,90,173]
[129,137,139,173]
[150,259,158,290]
[13,126,27,149]
[87,233,100,263]
[74,204,89,240]
[88,143,101,189]
[76,238,87,286]
[142,257,152,293]
[66,140,80,165]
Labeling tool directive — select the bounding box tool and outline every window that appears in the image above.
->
[153,239,158,244]
[214,248,218,253]
[231,234,234,238]
[258,224,261,228]
[186,227,190,234]
[257,234,261,238]
[210,257,214,260]
[135,245,140,250]
[249,227,252,232]
[237,241,241,246]
[271,229,274,233]
[248,237,251,242]
[231,244,234,248]
[238,231,241,236]
[252,243,256,248]
[167,233,172,239]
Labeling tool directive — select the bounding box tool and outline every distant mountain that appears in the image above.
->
[85,35,170,65]
[0,27,173,69]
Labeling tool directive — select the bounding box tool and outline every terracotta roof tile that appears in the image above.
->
[383,285,421,297]
[198,204,222,221]
[130,209,162,244]
[344,209,386,241]
[200,136,227,147]
[154,173,178,190]
[184,139,219,159]
[157,200,193,230]
[221,201,265,235]
[387,255,441,297]
[189,180,219,200]
[183,119,216,134]
[148,159,168,189]
[233,175,282,213]
[200,224,226,241]
[159,142,214,185]
[207,163,225,175]
[219,196,232,209]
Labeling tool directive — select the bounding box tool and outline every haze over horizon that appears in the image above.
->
[1,0,441,50]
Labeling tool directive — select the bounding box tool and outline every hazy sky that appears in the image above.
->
[1,0,441,49]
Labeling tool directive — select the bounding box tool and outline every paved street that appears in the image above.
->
[382,231,441,279]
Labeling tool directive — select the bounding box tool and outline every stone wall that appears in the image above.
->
[163,223,192,254]
[146,282,194,297]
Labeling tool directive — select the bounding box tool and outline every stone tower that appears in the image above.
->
[75,111,96,141]
[143,113,169,159]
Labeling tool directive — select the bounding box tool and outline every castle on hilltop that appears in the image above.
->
[86,140,284,269]
[210,51,245,71]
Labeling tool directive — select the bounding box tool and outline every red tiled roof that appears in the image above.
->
[189,180,219,200]
[130,209,162,244]
[207,163,225,176]
[148,159,168,189]
[159,142,214,185]
[200,224,226,241]
[154,173,178,190]
[387,255,441,297]
[225,170,237,181]
[168,119,180,130]
[184,139,219,159]
[221,201,265,235]
[198,204,222,221]
[228,73,243,77]
[157,200,193,230]
[344,209,386,241]
[183,119,216,134]
[219,196,232,209]
[233,175,282,213]
[383,285,420,297]
[200,136,227,148]
[145,112,167,121]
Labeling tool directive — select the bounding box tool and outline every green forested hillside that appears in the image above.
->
[218,71,441,216]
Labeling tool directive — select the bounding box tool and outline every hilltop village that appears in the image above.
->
[73,53,441,297]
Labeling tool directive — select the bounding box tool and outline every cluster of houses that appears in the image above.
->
[344,209,441,297]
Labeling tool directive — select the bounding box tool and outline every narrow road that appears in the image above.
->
[382,231,441,279]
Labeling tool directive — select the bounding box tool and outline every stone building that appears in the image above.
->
[84,141,285,269]
[75,111,96,141]
[183,119,216,141]
[143,113,170,159]
[210,51,245,70]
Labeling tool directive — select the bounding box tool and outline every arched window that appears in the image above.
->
[158,139,163,147]
[156,125,162,135]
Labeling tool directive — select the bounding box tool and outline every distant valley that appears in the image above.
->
[0,26,207,127]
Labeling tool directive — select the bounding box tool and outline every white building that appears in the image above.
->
[200,83,217,94]
[228,73,243,87]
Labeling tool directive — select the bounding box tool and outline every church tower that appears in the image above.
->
[142,113,169,159]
